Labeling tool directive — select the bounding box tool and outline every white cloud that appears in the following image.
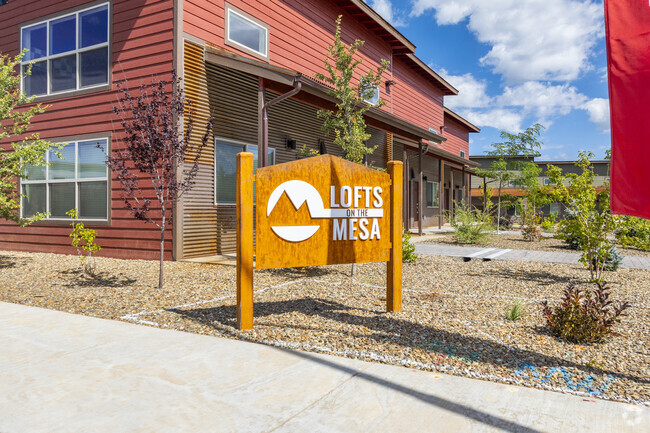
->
[411,0,602,82]
[497,81,588,119]
[461,108,524,132]
[440,70,595,132]
[368,0,406,26]
[582,98,610,131]
[439,69,492,109]
[370,0,395,22]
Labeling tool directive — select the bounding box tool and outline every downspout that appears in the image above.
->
[262,76,302,167]
[418,139,423,236]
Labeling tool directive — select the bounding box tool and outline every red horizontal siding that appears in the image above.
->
[443,115,470,158]
[183,0,444,132]
[0,0,175,261]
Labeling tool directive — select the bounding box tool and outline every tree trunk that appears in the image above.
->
[159,220,165,290]
[351,263,357,276]
[497,183,502,234]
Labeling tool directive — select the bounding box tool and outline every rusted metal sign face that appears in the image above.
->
[255,155,391,269]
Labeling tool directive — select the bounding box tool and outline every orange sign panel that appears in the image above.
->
[255,155,392,269]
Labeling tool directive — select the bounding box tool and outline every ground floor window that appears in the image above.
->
[426,181,439,208]
[214,137,275,204]
[21,137,109,220]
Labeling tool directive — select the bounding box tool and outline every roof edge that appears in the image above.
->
[444,107,480,133]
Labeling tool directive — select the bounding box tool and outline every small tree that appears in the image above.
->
[0,51,57,226]
[547,151,617,283]
[477,123,544,232]
[109,71,212,289]
[315,15,390,164]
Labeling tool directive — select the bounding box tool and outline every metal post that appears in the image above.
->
[418,140,423,236]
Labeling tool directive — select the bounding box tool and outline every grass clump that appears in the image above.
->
[504,299,526,321]
[541,282,630,344]
[450,202,493,244]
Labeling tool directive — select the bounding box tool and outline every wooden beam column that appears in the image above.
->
[387,160,403,312]
[236,152,254,330]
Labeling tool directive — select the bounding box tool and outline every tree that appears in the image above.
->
[0,51,57,226]
[108,71,212,289]
[546,151,618,283]
[315,15,390,164]
[476,123,544,232]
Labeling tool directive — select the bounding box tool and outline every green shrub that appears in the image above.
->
[402,230,417,263]
[556,209,583,250]
[616,216,650,251]
[590,246,623,272]
[541,282,630,344]
[450,202,493,244]
[66,209,101,276]
[541,213,557,232]
[520,205,542,241]
[505,299,526,321]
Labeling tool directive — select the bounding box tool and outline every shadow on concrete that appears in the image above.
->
[276,346,545,433]
[169,296,644,385]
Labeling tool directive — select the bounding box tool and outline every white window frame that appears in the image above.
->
[224,3,269,61]
[20,2,110,97]
[20,137,110,221]
[543,177,551,185]
[214,137,275,205]
[460,150,466,158]
[426,181,439,208]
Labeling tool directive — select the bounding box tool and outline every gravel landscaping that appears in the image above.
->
[0,250,648,406]
[422,232,650,257]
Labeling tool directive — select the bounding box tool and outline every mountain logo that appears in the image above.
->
[266,180,384,242]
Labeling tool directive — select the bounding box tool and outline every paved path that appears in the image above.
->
[415,243,650,270]
[1,302,647,432]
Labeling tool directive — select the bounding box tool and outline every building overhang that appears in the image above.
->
[204,45,450,146]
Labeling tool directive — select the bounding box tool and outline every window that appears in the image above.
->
[543,178,551,185]
[225,4,269,60]
[21,3,110,97]
[460,150,466,158]
[364,85,380,105]
[426,181,439,208]
[214,138,275,204]
[22,138,109,220]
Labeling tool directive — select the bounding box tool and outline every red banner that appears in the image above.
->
[605,0,650,218]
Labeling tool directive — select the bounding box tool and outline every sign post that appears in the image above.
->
[236,154,403,329]
[236,152,254,330]
[387,160,402,312]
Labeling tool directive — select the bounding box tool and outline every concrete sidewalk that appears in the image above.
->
[1,302,647,432]
[415,243,650,270]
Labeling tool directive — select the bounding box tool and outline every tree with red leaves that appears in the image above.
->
[109,71,212,289]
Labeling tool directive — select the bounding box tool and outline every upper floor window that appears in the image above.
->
[460,150,466,158]
[21,3,110,97]
[364,85,380,105]
[225,4,269,60]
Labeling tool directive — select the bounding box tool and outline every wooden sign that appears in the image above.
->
[256,155,391,269]
[236,153,402,330]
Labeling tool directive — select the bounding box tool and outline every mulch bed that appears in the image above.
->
[0,250,648,406]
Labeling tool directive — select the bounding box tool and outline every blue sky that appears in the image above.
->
[367,0,611,160]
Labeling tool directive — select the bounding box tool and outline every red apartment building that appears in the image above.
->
[0,0,479,260]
